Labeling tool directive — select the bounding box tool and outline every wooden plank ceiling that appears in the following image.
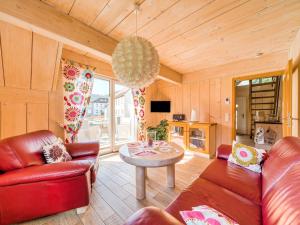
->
[41,0,300,75]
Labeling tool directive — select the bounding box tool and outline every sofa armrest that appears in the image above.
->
[124,207,183,225]
[0,161,91,187]
[65,142,99,158]
[217,144,232,160]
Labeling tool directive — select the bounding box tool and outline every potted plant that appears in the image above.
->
[147,119,168,141]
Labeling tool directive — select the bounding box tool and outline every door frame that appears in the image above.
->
[231,70,284,141]
[236,96,247,135]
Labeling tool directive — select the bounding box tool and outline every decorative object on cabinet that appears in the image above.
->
[173,114,185,121]
[168,121,216,158]
[190,109,198,122]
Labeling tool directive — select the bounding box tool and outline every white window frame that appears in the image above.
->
[92,74,137,155]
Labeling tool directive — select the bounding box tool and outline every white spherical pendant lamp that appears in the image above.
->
[112,4,160,88]
[112,36,160,88]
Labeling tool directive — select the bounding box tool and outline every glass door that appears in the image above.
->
[114,83,136,145]
[188,127,206,152]
[77,77,112,154]
[168,122,187,149]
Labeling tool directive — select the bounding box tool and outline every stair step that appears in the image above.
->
[251,96,274,99]
[251,89,275,93]
[251,102,275,105]
[251,82,276,87]
[251,108,274,110]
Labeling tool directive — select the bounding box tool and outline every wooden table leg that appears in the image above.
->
[167,164,175,188]
[136,166,146,200]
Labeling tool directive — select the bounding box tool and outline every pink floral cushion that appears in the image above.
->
[180,205,238,225]
[43,138,72,164]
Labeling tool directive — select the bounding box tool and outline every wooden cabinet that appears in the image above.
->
[168,121,216,158]
[168,121,188,149]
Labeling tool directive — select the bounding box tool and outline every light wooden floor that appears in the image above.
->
[19,152,211,225]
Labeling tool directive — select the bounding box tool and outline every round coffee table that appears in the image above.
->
[119,141,184,200]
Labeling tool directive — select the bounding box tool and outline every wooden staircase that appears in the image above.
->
[249,77,281,138]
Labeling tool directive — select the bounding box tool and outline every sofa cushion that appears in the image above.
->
[4,130,58,167]
[43,138,72,164]
[180,205,239,225]
[0,160,92,187]
[228,141,265,173]
[166,178,261,225]
[262,162,300,225]
[200,159,261,205]
[0,141,23,171]
[262,136,300,196]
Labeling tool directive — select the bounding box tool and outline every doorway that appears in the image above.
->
[77,76,137,155]
[232,71,284,150]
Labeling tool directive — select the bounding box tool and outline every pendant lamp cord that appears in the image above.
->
[135,3,139,37]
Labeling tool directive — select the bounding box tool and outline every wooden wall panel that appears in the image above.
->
[199,80,210,122]
[0,23,63,139]
[27,103,49,132]
[0,87,48,103]
[1,103,27,138]
[289,29,300,137]
[174,85,183,114]
[146,77,228,146]
[209,79,222,147]
[182,83,191,120]
[190,82,200,121]
[49,72,64,139]
[32,33,59,91]
[221,76,233,144]
[0,39,4,86]
[0,22,32,89]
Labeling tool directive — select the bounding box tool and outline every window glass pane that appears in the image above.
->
[78,78,111,148]
[252,79,260,84]
[115,83,136,144]
[237,80,249,86]
[261,77,273,83]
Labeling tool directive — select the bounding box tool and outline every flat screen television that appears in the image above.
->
[151,101,171,113]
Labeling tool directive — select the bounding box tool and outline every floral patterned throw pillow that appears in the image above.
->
[228,141,266,173]
[180,205,239,225]
[43,138,72,164]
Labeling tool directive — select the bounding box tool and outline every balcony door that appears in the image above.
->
[77,76,136,154]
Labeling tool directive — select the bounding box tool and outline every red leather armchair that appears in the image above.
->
[124,137,300,225]
[0,130,99,225]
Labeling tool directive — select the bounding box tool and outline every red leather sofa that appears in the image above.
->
[0,130,99,225]
[125,136,300,225]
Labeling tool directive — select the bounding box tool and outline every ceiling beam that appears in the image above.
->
[0,0,182,84]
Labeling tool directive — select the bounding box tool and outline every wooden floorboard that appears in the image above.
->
[18,152,211,225]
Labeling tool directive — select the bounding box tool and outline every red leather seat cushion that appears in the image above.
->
[166,178,261,225]
[72,155,97,162]
[200,159,262,204]
[0,160,91,187]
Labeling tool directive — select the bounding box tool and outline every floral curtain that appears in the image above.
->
[133,88,146,141]
[62,59,95,143]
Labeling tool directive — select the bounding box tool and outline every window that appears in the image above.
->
[78,78,111,148]
[115,84,135,145]
[78,76,136,154]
